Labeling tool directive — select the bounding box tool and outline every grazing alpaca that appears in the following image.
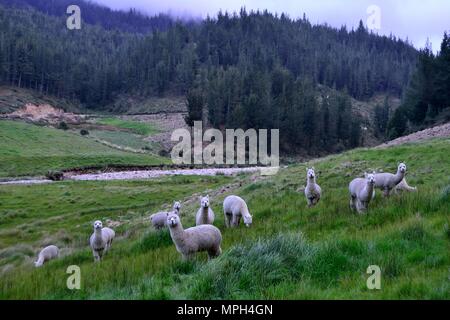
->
[349,173,376,214]
[394,178,417,193]
[150,201,182,230]
[223,195,253,228]
[373,163,407,197]
[167,212,222,260]
[304,167,322,207]
[34,245,59,267]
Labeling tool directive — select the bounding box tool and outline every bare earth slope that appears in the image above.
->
[377,122,450,148]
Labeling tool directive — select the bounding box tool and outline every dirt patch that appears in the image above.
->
[376,122,450,148]
[7,103,84,124]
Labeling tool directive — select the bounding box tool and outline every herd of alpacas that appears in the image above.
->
[34,162,417,266]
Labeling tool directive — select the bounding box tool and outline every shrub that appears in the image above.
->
[189,233,314,299]
[46,170,64,181]
[57,121,68,130]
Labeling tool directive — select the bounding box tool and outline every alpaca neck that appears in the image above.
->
[364,182,374,198]
[202,207,209,216]
[169,223,185,244]
[94,229,103,241]
[306,177,316,189]
[393,170,405,185]
[36,257,44,266]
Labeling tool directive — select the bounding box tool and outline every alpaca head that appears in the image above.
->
[200,195,209,208]
[306,168,315,179]
[398,163,407,174]
[93,220,103,230]
[243,214,253,228]
[366,173,376,185]
[34,260,43,267]
[167,212,180,228]
[173,201,181,212]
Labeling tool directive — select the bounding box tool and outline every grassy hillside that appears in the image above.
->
[0,137,448,299]
[0,120,168,177]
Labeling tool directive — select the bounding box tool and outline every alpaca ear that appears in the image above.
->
[312,167,315,171]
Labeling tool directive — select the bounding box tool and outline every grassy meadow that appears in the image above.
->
[0,129,449,299]
[0,120,167,177]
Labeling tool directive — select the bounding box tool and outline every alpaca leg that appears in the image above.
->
[224,213,232,228]
[182,253,193,261]
[350,196,356,211]
[383,188,390,197]
[93,250,100,262]
[208,246,221,259]
[231,214,239,227]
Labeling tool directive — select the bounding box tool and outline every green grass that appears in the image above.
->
[0,138,449,299]
[96,117,159,136]
[0,120,167,177]
[88,130,161,154]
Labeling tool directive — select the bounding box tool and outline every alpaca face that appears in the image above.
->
[398,163,407,173]
[167,213,180,227]
[173,201,181,212]
[34,261,42,267]
[93,220,103,230]
[307,168,315,179]
[200,196,209,208]
[243,214,252,227]
[366,173,375,185]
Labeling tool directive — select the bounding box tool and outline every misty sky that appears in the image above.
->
[93,0,449,52]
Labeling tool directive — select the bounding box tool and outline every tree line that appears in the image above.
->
[0,2,422,154]
[388,33,450,138]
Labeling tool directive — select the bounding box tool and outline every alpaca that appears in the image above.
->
[374,163,407,197]
[89,220,115,262]
[34,245,59,267]
[349,173,376,214]
[150,201,182,230]
[167,212,222,260]
[223,195,253,228]
[195,195,215,225]
[304,167,322,207]
[394,178,417,193]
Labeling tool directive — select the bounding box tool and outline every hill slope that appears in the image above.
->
[0,120,167,177]
[0,137,448,299]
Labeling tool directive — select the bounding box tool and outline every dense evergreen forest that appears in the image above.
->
[0,0,177,33]
[388,35,450,138]
[1,0,447,154]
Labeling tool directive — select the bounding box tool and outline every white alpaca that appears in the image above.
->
[173,201,182,215]
[150,201,182,229]
[167,212,222,260]
[349,173,376,214]
[195,195,215,226]
[89,220,115,262]
[223,195,253,228]
[374,163,407,197]
[394,178,417,193]
[304,167,322,207]
[34,245,59,267]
